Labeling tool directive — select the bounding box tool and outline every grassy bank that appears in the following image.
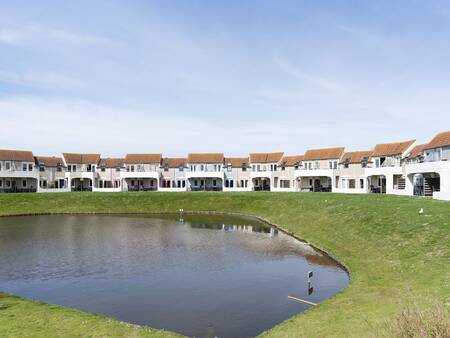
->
[0,192,449,337]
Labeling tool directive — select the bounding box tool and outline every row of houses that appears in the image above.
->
[1,130,449,201]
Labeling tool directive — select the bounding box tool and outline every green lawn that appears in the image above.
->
[0,192,449,337]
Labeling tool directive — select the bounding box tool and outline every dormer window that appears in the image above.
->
[361,157,368,168]
[179,165,184,172]
[227,163,232,172]
[344,159,350,169]
[39,165,45,172]
[164,164,169,172]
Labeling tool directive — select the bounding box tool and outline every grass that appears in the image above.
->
[0,192,449,337]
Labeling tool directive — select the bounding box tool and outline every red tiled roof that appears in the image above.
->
[124,154,162,164]
[408,144,428,159]
[279,155,304,166]
[63,153,101,164]
[35,156,65,167]
[187,153,224,164]
[0,149,34,162]
[99,158,124,168]
[224,157,250,168]
[425,131,450,150]
[162,158,187,168]
[249,152,284,163]
[303,147,344,161]
[340,151,373,164]
[371,140,415,157]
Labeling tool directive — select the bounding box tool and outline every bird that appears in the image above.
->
[419,208,424,215]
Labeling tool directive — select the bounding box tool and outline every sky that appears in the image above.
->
[1,0,450,157]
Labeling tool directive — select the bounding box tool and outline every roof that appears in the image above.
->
[249,152,284,163]
[124,154,162,164]
[303,147,345,161]
[187,153,224,164]
[63,153,101,164]
[35,156,66,167]
[99,158,124,168]
[371,140,416,157]
[224,157,250,168]
[340,151,373,164]
[279,155,304,167]
[162,157,187,168]
[408,144,428,159]
[0,149,34,162]
[425,131,450,150]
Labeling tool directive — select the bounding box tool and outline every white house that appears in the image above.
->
[94,158,124,192]
[404,131,450,200]
[295,147,345,192]
[334,151,372,194]
[186,153,224,191]
[35,156,69,192]
[249,152,284,191]
[63,153,101,191]
[160,158,188,191]
[0,150,39,193]
[274,155,304,191]
[121,154,161,191]
[223,157,251,191]
[364,140,416,195]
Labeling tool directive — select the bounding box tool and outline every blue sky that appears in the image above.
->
[1,0,450,157]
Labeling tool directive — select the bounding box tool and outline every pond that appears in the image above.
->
[0,214,348,338]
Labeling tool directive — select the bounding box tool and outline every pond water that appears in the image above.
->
[0,214,348,338]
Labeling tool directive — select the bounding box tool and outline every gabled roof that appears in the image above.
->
[249,152,284,163]
[340,151,373,164]
[408,144,428,159]
[303,147,345,161]
[35,156,66,167]
[425,131,450,150]
[224,157,250,168]
[187,153,224,164]
[279,155,304,167]
[162,157,187,168]
[63,153,101,164]
[0,149,34,162]
[99,158,124,168]
[124,154,162,164]
[371,140,415,157]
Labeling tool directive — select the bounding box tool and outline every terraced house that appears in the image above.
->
[249,152,284,191]
[2,129,450,201]
[0,150,38,193]
[296,147,345,192]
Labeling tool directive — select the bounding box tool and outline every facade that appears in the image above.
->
[35,156,69,192]
[121,154,161,191]
[223,157,251,191]
[63,153,101,191]
[334,151,372,194]
[160,158,188,191]
[365,140,416,195]
[276,155,304,191]
[404,131,450,200]
[94,158,124,192]
[3,129,450,201]
[186,153,224,191]
[249,152,284,191]
[0,150,38,192]
[296,147,344,192]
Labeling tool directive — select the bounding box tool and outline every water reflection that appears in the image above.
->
[0,214,348,338]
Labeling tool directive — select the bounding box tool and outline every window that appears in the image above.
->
[6,180,11,187]
[182,180,186,188]
[179,165,184,172]
[115,167,121,172]
[23,163,27,171]
[29,164,33,171]
[6,162,10,170]
[0,180,2,187]
[309,179,313,186]
[194,180,198,186]
[39,166,45,172]
[360,179,364,188]
[200,165,204,171]
[57,166,62,172]
[130,165,135,172]
[349,179,355,189]
[281,166,285,171]
[343,159,349,168]
[252,165,256,171]
[242,166,247,172]
[22,180,27,188]
[230,180,234,188]
[101,167,106,172]
[0,162,2,171]
[225,180,229,188]
[227,164,232,172]
[314,161,319,169]
[213,179,217,187]
[375,158,380,168]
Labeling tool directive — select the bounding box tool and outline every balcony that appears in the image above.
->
[405,160,450,175]
[120,171,160,179]
[185,171,224,179]
[294,168,335,179]
[0,169,39,179]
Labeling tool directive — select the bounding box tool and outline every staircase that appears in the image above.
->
[424,177,439,197]
[397,178,406,190]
